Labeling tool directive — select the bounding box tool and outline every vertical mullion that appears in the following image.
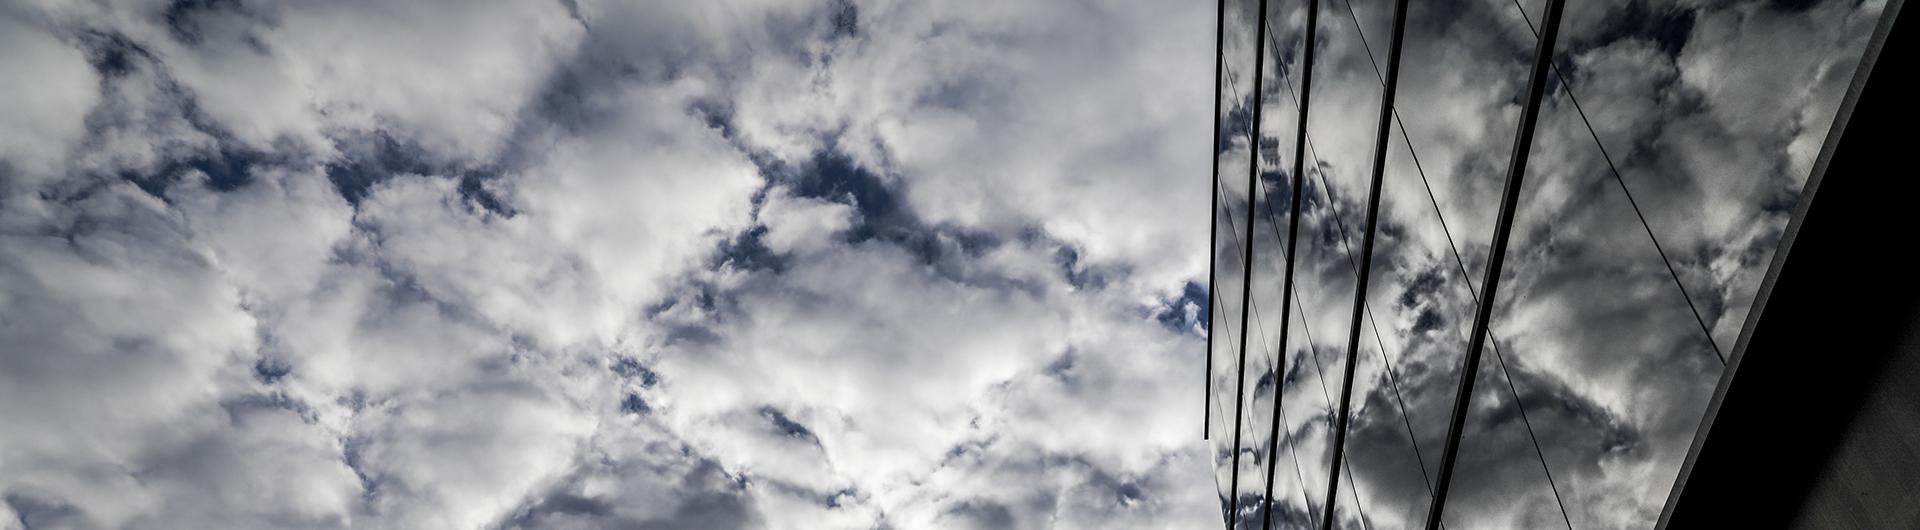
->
[1320,0,1412,527]
[1206,0,1229,445]
[1227,0,1276,525]
[1422,0,1568,528]
[1257,0,1320,527]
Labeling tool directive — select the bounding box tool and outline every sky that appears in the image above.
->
[0,0,1883,529]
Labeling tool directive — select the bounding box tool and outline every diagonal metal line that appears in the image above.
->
[1205,108,1313,526]
[1505,0,1727,365]
[1321,0,1573,526]
[1224,42,1379,530]
[1225,0,1277,518]
[1255,13,1443,528]
[1213,284,1280,527]
[1217,160,1341,529]
[1320,0,1410,526]
[1213,161,1284,527]
[1217,155,1321,530]
[1206,0,1229,443]
[1426,0,1568,527]
[1220,56,1330,530]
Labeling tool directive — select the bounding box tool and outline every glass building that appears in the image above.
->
[1201,0,1902,527]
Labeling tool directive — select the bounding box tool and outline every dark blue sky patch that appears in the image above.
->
[218,392,314,426]
[691,98,738,140]
[787,150,897,228]
[325,133,441,204]
[1413,307,1445,335]
[516,492,613,520]
[1044,350,1076,382]
[455,173,515,217]
[506,485,756,530]
[525,57,619,136]
[187,147,263,191]
[120,142,268,197]
[1485,364,1644,465]
[1398,268,1445,308]
[1414,0,1482,33]
[750,479,861,513]
[252,356,292,384]
[1377,214,1411,243]
[1761,182,1801,216]
[77,30,149,79]
[611,357,660,387]
[1767,0,1823,12]
[1230,493,1267,526]
[712,224,788,273]
[1262,498,1315,528]
[163,0,245,45]
[336,250,450,311]
[948,228,1002,258]
[1008,227,1104,293]
[944,500,1016,528]
[339,388,371,414]
[1281,349,1317,390]
[621,393,652,415]
[1582,2,1697,60]
[1218,77,1259,136]
[1154,281,1210,335]
[1258,136,1283,167]
[940,435,996,467]
[911,66,1014,114]
[1254,368,1277,395]
[1112,481,1144,505]
[1053,245,1111,290]
[709,185,779,272]
[66,33,305,199]
[1218,105,1254,155]
[824,488,858,509]
[1640,3,1698,57]
[746,146,1011,274]
[662,323,724,348]
[340,435,382,501]
[946,444,970,461]
[555,0,585,24]
[1251,168,1294,227]
[759,406,820,445]
[319,132,516,215]
[643,296,680,319]
[1305,184,1366,256]
[639,488,763,530]
[829,0,860,39]
[642,279,745,336]
[1067,464,1162,512]
[669,281,724,315]
[696,142,1071,320]
[2,493,85,530]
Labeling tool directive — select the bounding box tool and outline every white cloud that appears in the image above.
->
[760,191,855,255]
[0,11,99,190]
[724,0,1218,299]
[0,184,260,529]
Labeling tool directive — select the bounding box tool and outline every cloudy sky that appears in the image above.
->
[0,0,1882,529]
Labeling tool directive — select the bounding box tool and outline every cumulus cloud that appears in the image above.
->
[0,9,99,189]
[1,0,1219,528]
